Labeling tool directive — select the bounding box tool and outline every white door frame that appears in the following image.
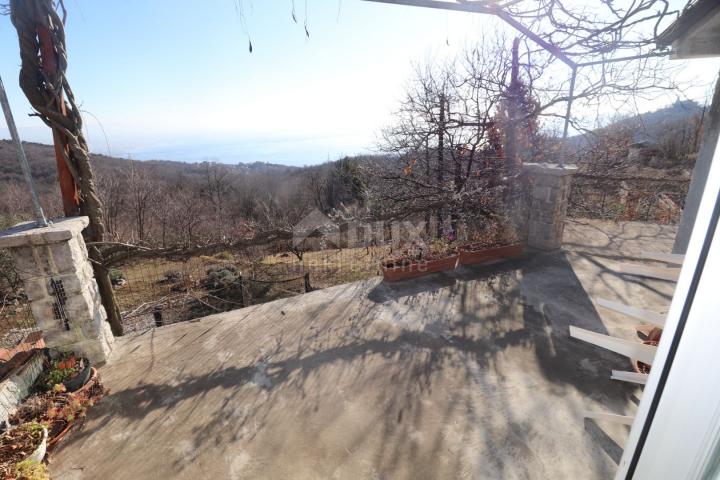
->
[616,134,720,478]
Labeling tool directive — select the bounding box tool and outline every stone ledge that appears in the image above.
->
[524,163,578,177]
[0,216,89,249]
[0,351,44,426]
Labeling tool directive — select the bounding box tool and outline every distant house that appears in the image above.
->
[627,132,659,165]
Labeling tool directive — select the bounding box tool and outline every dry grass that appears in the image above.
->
[2,245,394,335]
[113,246,391,330]
[113,256,215,312]
[261,245,391,288]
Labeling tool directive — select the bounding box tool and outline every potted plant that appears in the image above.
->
[0,421,48,479]
[44,354,93,393]
[382,239,459,282]
[10,373,103,451]
[45,385,99,449]
[459,226,524,266]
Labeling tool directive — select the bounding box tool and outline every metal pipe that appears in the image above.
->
[0,75,48,228]
[562,66,577,140]
[362,0,577,68]
[577,51,670,67]
[560,67,578,167]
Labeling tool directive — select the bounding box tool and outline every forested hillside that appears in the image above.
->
[0,140,372,244]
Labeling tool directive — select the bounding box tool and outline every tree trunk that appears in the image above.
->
[436,94,445,239]
[505,37,520,178]
[425,139,432,236]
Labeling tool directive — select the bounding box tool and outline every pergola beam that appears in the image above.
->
[611,370,649,385]
[363,0,671,142]
[594,297,666,327]
[569,326,657,364]
[362,0,577,68]
[363,0,493,14]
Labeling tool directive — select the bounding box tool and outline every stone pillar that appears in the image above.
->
[0,217,114,364]
[523,163,578,251]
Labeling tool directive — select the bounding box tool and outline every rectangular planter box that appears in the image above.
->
[381,254,459,282]
[458,243,524,266]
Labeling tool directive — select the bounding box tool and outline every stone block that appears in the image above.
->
[42,327,79,349]
[65,286,105,326]
[59,335,113,365]
[0,217,89,249]
[9,246,44,280]
[22,277,50,302]
[28,298,61,330]
[49,236,87,274]
[22,265,95,303]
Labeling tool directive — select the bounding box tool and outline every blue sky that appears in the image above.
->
[1,0,719,166]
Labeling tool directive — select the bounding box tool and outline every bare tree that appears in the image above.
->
[200,161,233,228]
[500,0,684,134]
[126,159,156,243]
[96,170,125,241]
[369,39,530,238]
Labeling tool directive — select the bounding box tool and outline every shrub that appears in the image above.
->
[14,459,49,480]
[108,268,126,286]
[214,251,234,261]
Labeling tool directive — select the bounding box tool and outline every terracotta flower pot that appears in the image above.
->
[458,243,524,266]
[48,368,98,450]
[63,359,92,392]
[47,420,72,450]
[381,254,459,282]
[632,340,659,374]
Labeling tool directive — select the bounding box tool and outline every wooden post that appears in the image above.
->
[153,305,164,327]
[36,24,80,217]
[238,275,245,307]
[304,272,312,293]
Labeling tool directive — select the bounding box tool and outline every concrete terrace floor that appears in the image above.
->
[52,220,677,480]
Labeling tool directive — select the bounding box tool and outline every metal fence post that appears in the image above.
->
[153,305,164,327]
[0,75,48,227]
[238,275,245,307]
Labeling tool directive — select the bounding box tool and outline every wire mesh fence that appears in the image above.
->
[114,244,393,333]
[568,173,689,223]
[0,258,42,380]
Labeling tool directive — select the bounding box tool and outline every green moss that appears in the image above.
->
[14,459,49,480]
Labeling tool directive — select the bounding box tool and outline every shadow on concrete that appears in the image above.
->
[56,249,645,479]
[584,418,626,465]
